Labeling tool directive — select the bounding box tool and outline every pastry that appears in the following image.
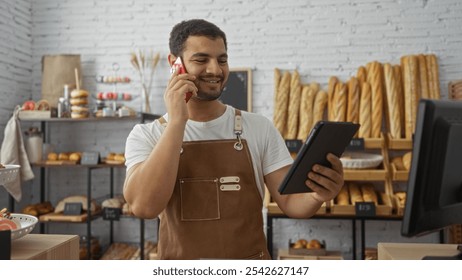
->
[47,152,58,161]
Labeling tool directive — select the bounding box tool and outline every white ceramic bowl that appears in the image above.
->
[340,152,383,169]
[9,213,38,240]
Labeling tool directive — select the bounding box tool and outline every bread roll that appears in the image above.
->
[347,77,360,124]
[297,86,316,140]
[383,63,401,139]
[69,152,81,162]
[273,71,291,135]
[307,239,322,249]
[47,152,58,161]
[418,55,430,99]
[58,153,69,161]
[403,152,412,171]
[114,154,125,162]
[285,71,301,139]
[380,192,392,207]
[312,90,328,126]
[333,82,347,122]
[367,61,384,138]
[358,82,372,138]
[327,76,338,121]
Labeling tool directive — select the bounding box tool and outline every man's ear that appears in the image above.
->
[167,54,177,67]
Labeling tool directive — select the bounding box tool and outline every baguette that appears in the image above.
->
[297,86,316,140]
[393,65,405,138]
[312,90,328,126]
[383,63,401,139]
[368,61,384,138]
[327,76,338,121]
[348,183,363,205]
[273,68,281,109]
[357,66,368,87]
[426,54,441,99]
[336,184,350,206]
[333,82,347,122]
[358,82,372,138]
[286,70,301,139]
[418,55,430,99]
[347,77,360,124]
[273,71,291,135]
[361,184,378,205]
[310,82,320,95]
[401,55,420,138]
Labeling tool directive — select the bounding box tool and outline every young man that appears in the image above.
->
[123,19,344,260]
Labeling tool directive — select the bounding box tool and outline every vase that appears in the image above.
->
[141,83,151,113]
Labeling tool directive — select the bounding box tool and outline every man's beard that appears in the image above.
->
[193,75,227,101]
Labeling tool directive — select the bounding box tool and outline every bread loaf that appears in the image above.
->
[418,55,430,99]
[358,82,372,138]
[401,55,420,138]
[273,71,291,135]
[426,54,441,99]
[347,77,360,124]
[367,61,384,138]
[327,76,338,121]
[333,82,347,122]
[402,152,412,171]
[336,184,349,206]
[274,68,281,105]
[54,195,97,213]
[297,86,316,140]
[380,192,392,207]
[357,66,368,87]
[312,90,328,126]
[348,183,363,205]
[309,82,320,95]
[286,71,301,139]
[361,184,378,205]
[391,156,405,171]
[393,65,405,138]
[383,63,401,139]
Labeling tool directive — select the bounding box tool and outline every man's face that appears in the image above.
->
[181,36,229,101]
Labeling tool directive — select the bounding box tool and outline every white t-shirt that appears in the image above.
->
[125,105,293,197]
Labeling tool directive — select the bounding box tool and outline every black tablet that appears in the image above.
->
[278,121,360,195]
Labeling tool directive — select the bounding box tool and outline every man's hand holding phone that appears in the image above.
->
[170,57,194,102]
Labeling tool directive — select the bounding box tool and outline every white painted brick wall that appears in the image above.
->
[2,0,461,258]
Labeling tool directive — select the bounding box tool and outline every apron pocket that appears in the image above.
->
[180,177,220,221]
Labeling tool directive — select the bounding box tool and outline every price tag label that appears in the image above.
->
[102,207,121,221]
[63,202,83,215]
[346,138,365,151]
[355,202,376,217]
[81,152,100,165]
[285,140,303,153]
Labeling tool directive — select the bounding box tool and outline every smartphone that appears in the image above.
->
[171,57,193,102]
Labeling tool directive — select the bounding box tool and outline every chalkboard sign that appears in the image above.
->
[63,202,83,215]
[103,207,121,221]
[219,68,252,112]
[355,202,376,217]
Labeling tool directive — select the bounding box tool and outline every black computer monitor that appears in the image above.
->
[401,99,462,259]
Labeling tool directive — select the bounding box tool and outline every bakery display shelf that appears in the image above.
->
[386,133,413,150]
[343,168,387,181]
[32,162,125,168]
[39,209,102,223]
[362,137,385,149]
[266,201,326,215]
[19,115,141,122]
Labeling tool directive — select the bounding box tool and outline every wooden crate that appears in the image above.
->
[390,162,409,181]
[386,133,413,150]
[330,187,393,216]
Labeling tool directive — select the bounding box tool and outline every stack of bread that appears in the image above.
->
[272,53,441,141]
[70,88,89,119]
[335,182,391,207]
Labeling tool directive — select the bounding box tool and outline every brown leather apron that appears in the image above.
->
[157,110,270,260]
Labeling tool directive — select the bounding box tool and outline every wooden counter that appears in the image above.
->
[11,234,79,260]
